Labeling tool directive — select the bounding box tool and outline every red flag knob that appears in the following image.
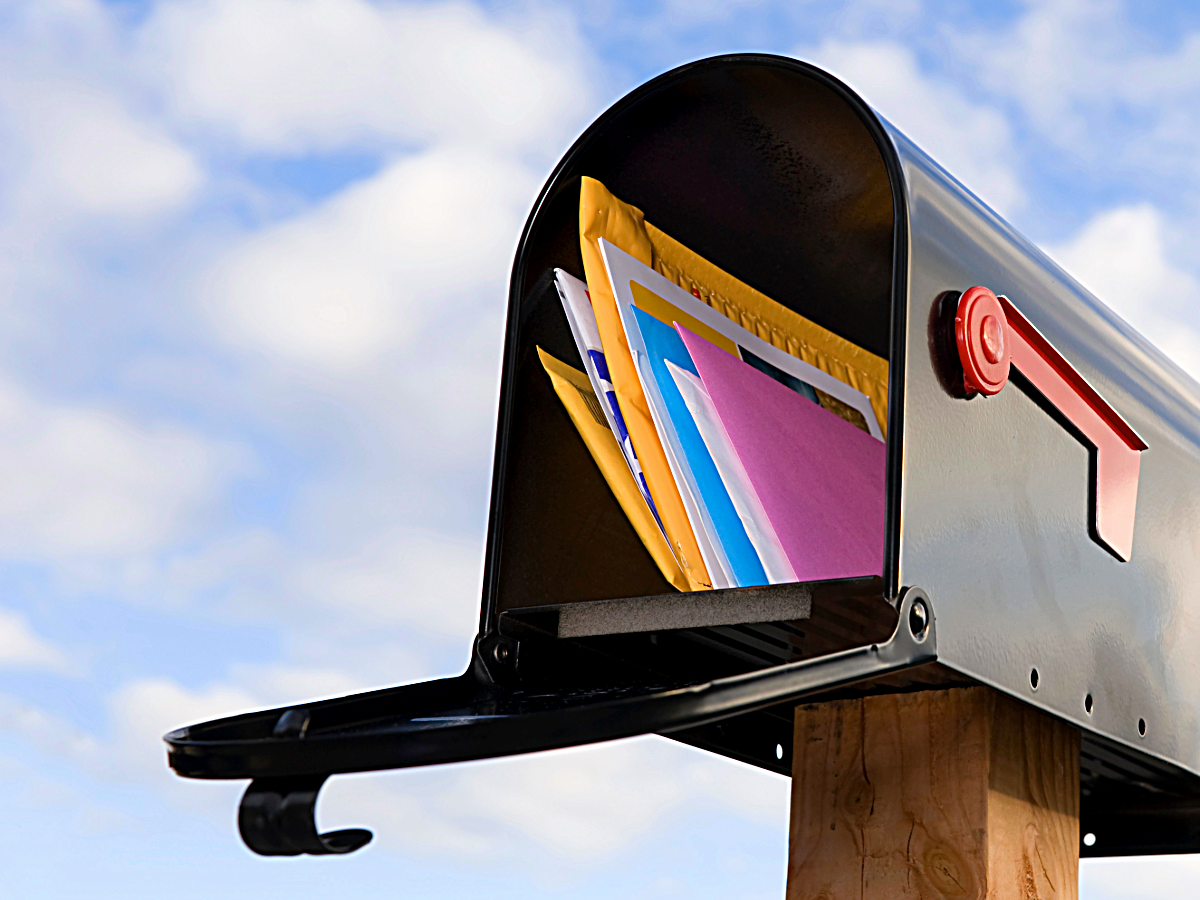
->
[955,286,1010,396]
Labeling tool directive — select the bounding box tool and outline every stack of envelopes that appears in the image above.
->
[539,178,889,592]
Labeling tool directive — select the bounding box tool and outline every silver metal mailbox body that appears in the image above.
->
[891,124,1200,849]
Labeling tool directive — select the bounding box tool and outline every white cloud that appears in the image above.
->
[81,510,481,674]
[0,375,251,558]
[804,39,1025,216]
[0,2,781,890]
[294,525,482,636]
[314,736,787,879]
[951,0,1113,141]
[4,756,135,838]
[951,0,1200,178]
[204,147,530,369]
[226,662,369,706]
[119,527,282,602]
[0,2,202,227]
[0,4,205,385]
[141,0,594,155]
[109,676,260,744]
[1046,204,1200,380]
[89,519,477,688]
[0,692,101,766]
[1,79,201,220]
[0,608,70,672]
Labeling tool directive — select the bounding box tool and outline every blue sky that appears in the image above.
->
[0,0,1198,897]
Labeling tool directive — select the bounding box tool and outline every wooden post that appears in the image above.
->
[786,686,1080,900]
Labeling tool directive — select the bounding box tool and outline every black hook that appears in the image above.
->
[238,775,372,856]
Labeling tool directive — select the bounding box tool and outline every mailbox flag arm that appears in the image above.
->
[1000,297,1147,561]
[956,287,1148,561]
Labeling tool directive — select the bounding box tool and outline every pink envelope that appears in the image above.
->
[676,324,886,582]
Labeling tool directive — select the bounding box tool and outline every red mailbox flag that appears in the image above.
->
[955,286,1148,561]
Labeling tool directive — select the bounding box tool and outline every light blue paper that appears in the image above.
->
[630,306,768,587]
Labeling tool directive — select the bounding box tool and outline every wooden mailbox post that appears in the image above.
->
[789,689,1079,900]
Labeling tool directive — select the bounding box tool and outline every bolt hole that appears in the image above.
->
[775,743,783,761]
[1030,668,1039,690]
[1084,833,1096,847]
[1084,694,1093,715]
[1139,718,1147,737]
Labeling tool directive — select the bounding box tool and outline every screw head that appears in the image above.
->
[493,643,510,663]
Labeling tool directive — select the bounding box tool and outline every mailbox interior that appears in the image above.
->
[490,59,897,609]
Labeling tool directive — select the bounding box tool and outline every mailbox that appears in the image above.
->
[166,54,1200,860]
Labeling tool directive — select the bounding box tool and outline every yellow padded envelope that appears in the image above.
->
[538,347,688,591]
[580,181,713,591]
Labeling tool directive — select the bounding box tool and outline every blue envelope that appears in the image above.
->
[630,306,768,587]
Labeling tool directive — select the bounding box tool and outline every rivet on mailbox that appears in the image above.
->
[165,54,1200,869]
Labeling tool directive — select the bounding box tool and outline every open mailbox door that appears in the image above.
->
[166,55,1200,860]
